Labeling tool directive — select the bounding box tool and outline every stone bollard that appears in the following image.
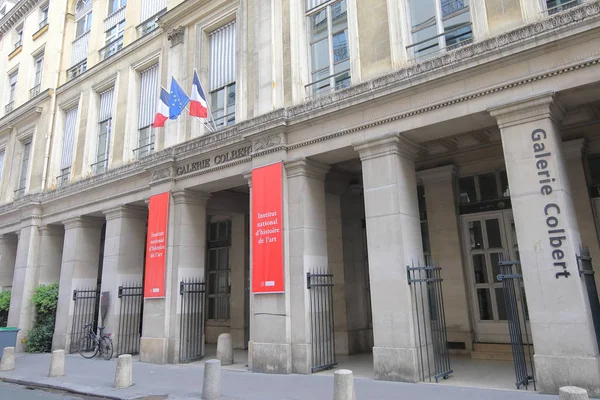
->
[560,386,589,400]
[216,333,233,366]
[114,354,133,389]
[48,349,65,377]
[202,359,222,400]
[0,347,15,371]
[334,369,356,400]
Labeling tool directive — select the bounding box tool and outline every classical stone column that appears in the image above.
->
[8,206,42,351]
[563,139,600,294]
[418,165,473,350]
[0,234,18,289]
[489,93,600,396]
[285,159,330,374]
[140,189,208,364]
[37,225,64,285]
[99,206,147,352]
[354,133,426,382]
[52,217,104,352]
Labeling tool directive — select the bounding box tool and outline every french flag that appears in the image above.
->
[189,70,208,118]
[152,87,170,128]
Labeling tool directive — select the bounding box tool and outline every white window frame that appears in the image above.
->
[208,22,237,128]
[39,3,49,28]
[15,140,32,197]
[108,0,127,15]
[7,71,18,112]
[0,150,6,186]
[75,12,92,38]
[545,0,581,14]
[94,118,111,174]
[31,53,44,98]
[101,20,125,60]
[406,0,473,60]
[14,24,23,49]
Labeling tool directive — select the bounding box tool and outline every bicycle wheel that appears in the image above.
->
[100,336,113,360]
[78,335,98,359]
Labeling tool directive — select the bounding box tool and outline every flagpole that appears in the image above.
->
[194,69,218,130]
[186,105,214,133]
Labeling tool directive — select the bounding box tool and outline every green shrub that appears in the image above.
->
[26,283,58,353]
[0,290,10,327]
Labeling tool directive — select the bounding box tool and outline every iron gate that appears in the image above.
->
[497,260,535,390]
[577,247,600,351]
[407,262,452,382]
[71,286,100,353]
[307,270,336,373]
[179,278,205,363]
[117,283,143,356]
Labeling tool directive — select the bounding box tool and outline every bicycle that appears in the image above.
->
[78,322,113,360]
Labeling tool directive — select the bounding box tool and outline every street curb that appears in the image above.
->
[0,376,123,400]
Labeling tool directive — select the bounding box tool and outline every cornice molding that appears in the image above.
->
[103,205,148,221]
[285,159,330,180]
[488,92,565,129]
[63,216,105,231]
[354,133,424,162]
[0,90,49,131]
[172,189,210,206]
[0,0,40,34]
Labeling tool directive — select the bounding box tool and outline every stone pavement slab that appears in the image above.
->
[0,353,569,400]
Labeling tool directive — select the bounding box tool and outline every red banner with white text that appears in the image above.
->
[144,192,170,298]
[252,162,284,293]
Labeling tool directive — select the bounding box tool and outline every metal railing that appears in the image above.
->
[497,260,535,390]
[91,159,108,175]
[70,286,101,353]
[39,18,48,29]
[117,283,143,356]
[56,167,71,187]
[305,69,351,99]
[307,270,336,373]
[30,85,41,99]
[407,262,453,383]
[68,59,87,81]
[14,40,21,50]
[71,31,90,66]
[99,36,124,61]
[133,142,155,158]
[5,102,14,114]
[545,0,581,15]
[13,187,26,198]
[179,278,205,363]
[577,247,600,352]
[136,9,166,38]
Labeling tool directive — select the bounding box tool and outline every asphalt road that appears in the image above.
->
[0,381,103,399]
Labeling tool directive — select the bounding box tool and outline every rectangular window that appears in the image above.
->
[407,0,472,59]
[209,22,236,128]
[31,54,44,98]
[546,0,581,14]
[14,25,23,49]
[16,141,31,197]
[207,220,231,320]
[136,64,159,158]
[101,20,125,60]
[306,0,350,97]
[0,150,5,184]
[138,0,167,36]
[108,0,126,14]
[58,106,78,185]
[39,4,49,28]
[75,12,93,38]
[6,71,18,114]
[94,88,114,174]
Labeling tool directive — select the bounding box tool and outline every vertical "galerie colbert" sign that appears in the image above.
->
[144,192,170,298]
[251,162,284,293]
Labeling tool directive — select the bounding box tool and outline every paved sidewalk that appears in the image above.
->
[0,353,563,400]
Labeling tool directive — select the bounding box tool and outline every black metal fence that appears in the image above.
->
[117,283,143,356]
[307,270,336,373]
[577,247,600,352]
[179,278,205,363]
[407,262,452,382]
[497,260,535,390]
[71,286,100,353]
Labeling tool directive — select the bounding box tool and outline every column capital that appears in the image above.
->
[103,205,148,221]
[62,216,105,231]
[285,159,330,180]
[167,26,185,47]
[354,133,423,162]
[417,165,457,185]
[172,189,210,206]
[39,225,64,237]
[243,172,252,188]
[562,138,587,160]
[488,92,565,129]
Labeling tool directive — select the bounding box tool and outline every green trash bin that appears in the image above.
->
[0,327,20,358]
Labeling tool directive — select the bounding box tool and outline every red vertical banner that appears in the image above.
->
[252,162,284,293]
[144,192,170,298]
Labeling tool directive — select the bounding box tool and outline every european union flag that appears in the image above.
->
[169,77,190,119]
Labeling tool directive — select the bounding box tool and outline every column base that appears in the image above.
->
[535,354,600,397]
[250,342,291,374]
[140,337,168,364]
[373,346,420,382]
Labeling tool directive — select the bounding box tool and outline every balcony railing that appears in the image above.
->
[30,85,41,99]
[68,59,87,81]
[5,102,14,114]
[546,0,581,15]
[137,9,166,38]
[14,40,22,50]
[39,18,48,29]
[133,142,155,158]
[56,167,71,187]
[71,31,90,66]
[14,187,26,198]
[99,36,124,61]
[91,159,108,175]
[305,69,351,98]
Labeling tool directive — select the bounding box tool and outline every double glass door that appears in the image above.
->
[462,210,526,343]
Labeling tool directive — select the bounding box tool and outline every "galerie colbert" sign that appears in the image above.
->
[176,146,252,176]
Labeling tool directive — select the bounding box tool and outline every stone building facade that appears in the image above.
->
[1,0,600,395]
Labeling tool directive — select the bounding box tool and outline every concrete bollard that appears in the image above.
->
[114,354,133,389]
[48,349,65,377]
[0,347,15,371]
[216,333,233,366]
[334,369,356,400]
[202,359,222,400]
[559,386,589,400]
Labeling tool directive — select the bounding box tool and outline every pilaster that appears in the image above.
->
[37,225,64,285]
